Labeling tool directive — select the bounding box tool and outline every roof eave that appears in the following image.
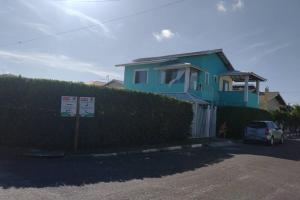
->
[216,51,235,71]
[115,58,178,67]
[133,49,223,62]
[220,71,267,82]
[115,49,233,69]
[275,94,287,106]
[250,72,267,82]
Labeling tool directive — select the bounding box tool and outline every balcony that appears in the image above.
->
[217,71,266,108]
[218,91,259,108]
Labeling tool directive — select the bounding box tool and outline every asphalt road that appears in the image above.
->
[0,138,299,200]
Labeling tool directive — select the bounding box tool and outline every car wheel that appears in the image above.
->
[280,136,284,144]
[269,137,274,146]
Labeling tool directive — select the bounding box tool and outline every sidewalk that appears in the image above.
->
[69,138,210,158]
[0,138,238,159]
[285,132,300,138]
[70,138,238,158]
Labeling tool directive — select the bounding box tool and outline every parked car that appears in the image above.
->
[244,121,284,145]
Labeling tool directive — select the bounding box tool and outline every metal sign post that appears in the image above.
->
[73,97,80,152]
[61,96,95,152]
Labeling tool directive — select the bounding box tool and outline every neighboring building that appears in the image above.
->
[86,79,124,89]
[260,88,286,111]
[116,49,266,137]
[86,80,106,87]
[104,79,124,89]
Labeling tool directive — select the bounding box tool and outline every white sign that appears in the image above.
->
[79,97,95,117]
[61,96,77,117]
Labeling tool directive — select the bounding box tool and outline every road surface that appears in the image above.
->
[0,138,299,200]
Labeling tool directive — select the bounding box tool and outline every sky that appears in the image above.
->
[0,0,299,104]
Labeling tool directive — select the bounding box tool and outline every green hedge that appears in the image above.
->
[0,76,193,150]
[216,106,272,139]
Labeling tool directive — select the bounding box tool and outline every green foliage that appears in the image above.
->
[0,76,193,150]
[272,105,300,132]
[217,106,272,139]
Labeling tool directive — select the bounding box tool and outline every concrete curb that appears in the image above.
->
[70,144,203,158]
[285,133,300,138]
[21,149,65,158]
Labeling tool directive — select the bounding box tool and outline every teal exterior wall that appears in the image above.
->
[124,54,227,100]
[181,54,227,103]
[123,53,259,108]
[124,63,184,93]
[247,92,259,108]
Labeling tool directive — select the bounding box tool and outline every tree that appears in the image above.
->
[272,105,300,133]
[272,106,291,130]
[291,105,300,132]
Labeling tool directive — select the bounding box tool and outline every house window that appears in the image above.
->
[205,72,210,85]
[189,69,200,90]
[161,69,185,84]
[134,70,148,84]
[222,80,229,91]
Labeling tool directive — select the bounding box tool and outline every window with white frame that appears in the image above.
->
[189,68,200,90]
[205,72,210,85]
[134,70,148,84]
[222,80,229,91]
[160,69,185,85]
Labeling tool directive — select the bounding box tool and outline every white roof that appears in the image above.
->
[220,71,266,82]
[161,93,209,105]
[115,49,234,71]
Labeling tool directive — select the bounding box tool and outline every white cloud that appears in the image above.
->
[0,50,122,79]
[216,0,244,13]
[221,29,265,47]
[232,0,244,10]
[20,0,111,38]
[248,43,291,64]
[51,3,110,36]
[22,22,57,37]
[216,1,227,12]
[153,29,175,42]
[264,43,290,54]
[19,0,50,22]
[235,41,269,55]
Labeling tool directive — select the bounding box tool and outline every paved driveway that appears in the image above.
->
[0,138,299,200]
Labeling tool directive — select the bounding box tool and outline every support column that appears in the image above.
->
[244,76,249,105]
[256,80,260,105]
[192,103,198,138]
[205,105,211,137]
[184,67,190,92]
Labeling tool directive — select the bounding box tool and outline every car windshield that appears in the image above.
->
[247,122,267,128]
[272,122,279,129]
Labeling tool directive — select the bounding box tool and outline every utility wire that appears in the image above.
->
[0,0,189,48]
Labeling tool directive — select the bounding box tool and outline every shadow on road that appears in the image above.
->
[0,146,233,189]
[0,138,299,189]
[237,137,300,161]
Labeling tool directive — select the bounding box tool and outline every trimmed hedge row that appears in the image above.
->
[0,76,193,150]
[217,106,272,139]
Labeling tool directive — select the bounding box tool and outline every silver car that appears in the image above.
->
[244,121,284,145]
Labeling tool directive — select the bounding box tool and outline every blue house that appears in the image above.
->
[116,49,266,137]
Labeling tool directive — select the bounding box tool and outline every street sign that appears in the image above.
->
[79,97,95,117]
[61,96,95,151]
[61,96,77,117]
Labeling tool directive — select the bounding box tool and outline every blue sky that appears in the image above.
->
[0,0,299,104]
